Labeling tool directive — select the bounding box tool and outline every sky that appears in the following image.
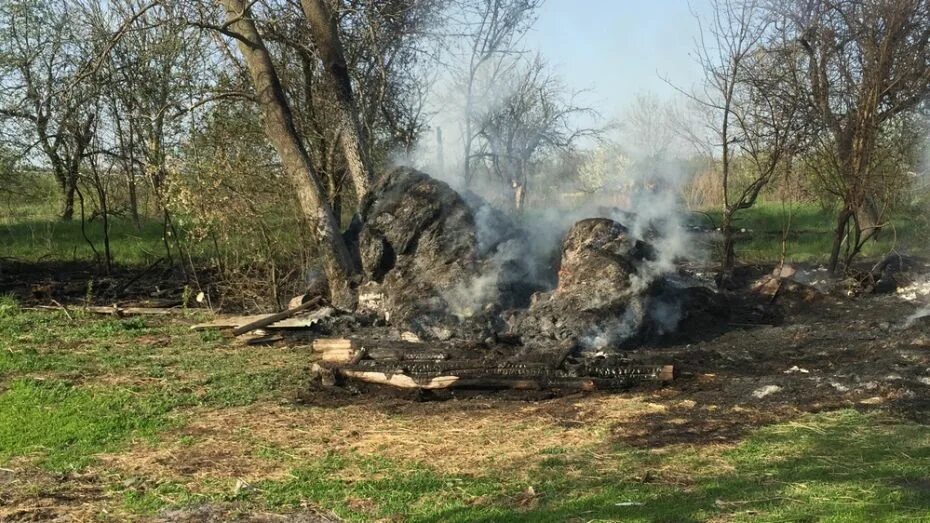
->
[523,0,713,120]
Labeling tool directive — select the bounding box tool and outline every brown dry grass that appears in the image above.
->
[96,417,295,490]
[0,464,114,523]
[95,391,735,493]
[205,395,665,477]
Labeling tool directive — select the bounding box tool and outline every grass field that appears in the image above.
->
[5,189,927,269]
[704,201,930,263]
[2,297,930,521]
[0,185,168,266]
[4,191,930,520]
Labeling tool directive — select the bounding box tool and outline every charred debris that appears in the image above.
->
[190,167,736,394]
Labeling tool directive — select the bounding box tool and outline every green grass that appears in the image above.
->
[0,191,310,268]
[3,193,930,520]
[99,408,930,522]
[699,201,930,264]
[243,410,930,522]
[0,378,182,471]
[4,188,927,269]
[0,216,170,265]
[1,298,929,520]
[0,179,165,265]
[0,298,309,473]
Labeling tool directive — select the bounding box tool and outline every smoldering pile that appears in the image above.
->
[347,167,726,350]
[201,167,727,393]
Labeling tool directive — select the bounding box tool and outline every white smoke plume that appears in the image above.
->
[398,50,701,341]
[904,305,930,329]
[579,303,644,351]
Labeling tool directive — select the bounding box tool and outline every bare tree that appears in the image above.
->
[301,0,372,201]
[237,0,441,222]
[102,1,210,209]
[474,54,596,209]
[0,0,96,220]
[688,0,804,279]
[218,0,358,308]
[776,0,930,272]
[452,0,542,187]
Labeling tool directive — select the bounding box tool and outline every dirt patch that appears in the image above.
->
[0,463,113,522]
[97,416,294,488]
[0,259,200,309]
[96,395,667,482]
[295,274,930,448]
[7,247,930,521]
[155,504,339,523]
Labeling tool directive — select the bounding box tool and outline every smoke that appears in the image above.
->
[396,53,701,344]
[904,305,930,329]
[620,186,694,293]
[579,302,645,351]
[443,270,499,319]
[586,145,704,344]
[442,199,568,318]
[439,141,704,352]
[899,127,930,329]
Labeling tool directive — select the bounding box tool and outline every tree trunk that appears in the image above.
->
[718,209,737,285]
[513,181,525,211]
[127,172,141,229]
[61,178,76,221]
[435,127,444,172]
[125,116,142,229]
[221,0,358,309]
[300,0,372,202]
[93,178,112,275]
[463,119,474,186]
[828,207,853,274]
[51,161,76,221]
[63,114,96,222]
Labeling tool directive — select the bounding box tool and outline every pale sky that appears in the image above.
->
[524,0,713,119]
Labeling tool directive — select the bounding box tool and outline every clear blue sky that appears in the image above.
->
[524,0,713,119]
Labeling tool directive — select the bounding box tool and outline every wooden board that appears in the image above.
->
[35,305,179,316]
[332,368,662,391]
[191,306,334,331]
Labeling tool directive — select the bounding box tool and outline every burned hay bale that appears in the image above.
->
[642,275,730,342]
[513,218,727,350]
[513,218,651,348]
[345,172,725,348]
[350,167,490,340]
[556,218,654,299]
[355,167,478,285]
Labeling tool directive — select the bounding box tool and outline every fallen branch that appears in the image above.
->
[191,306,333,331]
[35,304,178,316]
[232,296,323,336]
[50,299,74,321]
[243,333,285,345]
[115,257,165,296]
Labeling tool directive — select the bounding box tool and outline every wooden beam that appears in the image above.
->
[232,296,323,336]
[190,308,332,331]
[35,305,178,316]
[659,365,674,382]
[335,369,603,391]
[338,369,460,389]
[332,364,672,391]
[311,338,354,352]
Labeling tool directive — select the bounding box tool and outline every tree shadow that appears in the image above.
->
[420,410,930,522]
